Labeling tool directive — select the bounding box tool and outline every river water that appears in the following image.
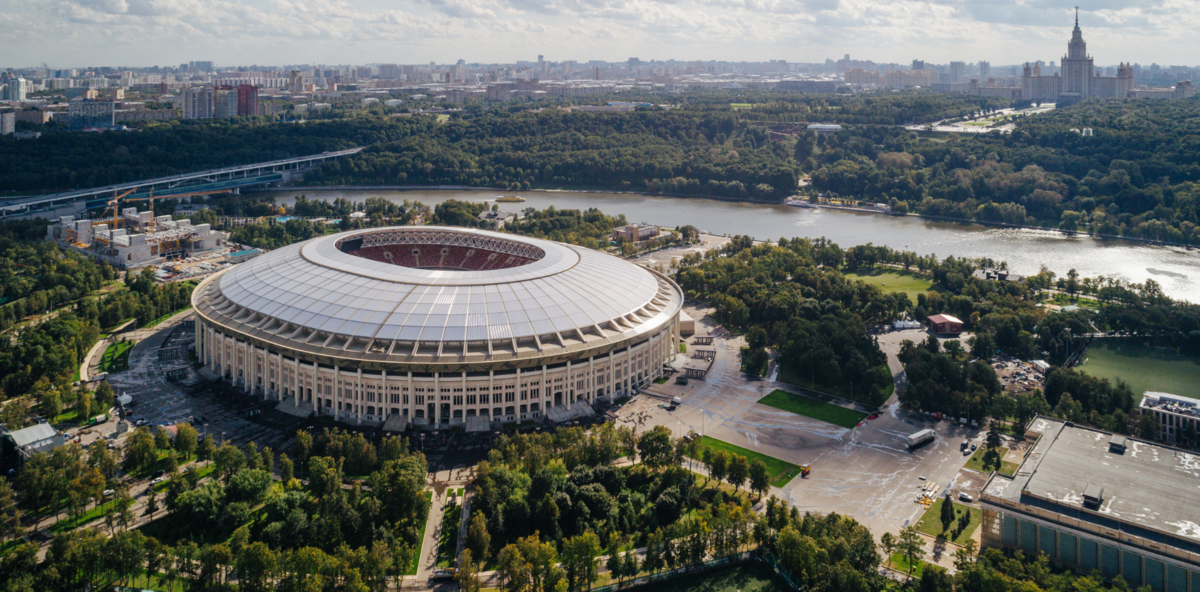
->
[258,189,1199,303]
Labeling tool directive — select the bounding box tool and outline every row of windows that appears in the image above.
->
[999,514,1200,592]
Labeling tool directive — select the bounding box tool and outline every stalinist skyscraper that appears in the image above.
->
[1018,9,1134,105]
[1058,8,1093,105]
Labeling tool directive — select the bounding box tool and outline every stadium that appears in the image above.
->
[192,226,684,428]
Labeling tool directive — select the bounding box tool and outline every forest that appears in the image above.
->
[803,98,1200,244]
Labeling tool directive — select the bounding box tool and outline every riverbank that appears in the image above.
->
[274,185,1195,250]
[255,187,1199,302]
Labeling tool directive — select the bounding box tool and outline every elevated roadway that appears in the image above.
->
[0,148,362,217]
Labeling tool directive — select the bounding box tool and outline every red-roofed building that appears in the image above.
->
[927,314,964,335]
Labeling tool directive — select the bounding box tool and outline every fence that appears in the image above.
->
[590,551,803,592]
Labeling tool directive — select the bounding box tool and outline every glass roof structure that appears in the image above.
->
[193,227,683,368]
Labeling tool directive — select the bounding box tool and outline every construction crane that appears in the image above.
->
[126,187,233,232]
[92,188,137,229]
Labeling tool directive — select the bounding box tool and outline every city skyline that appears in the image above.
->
[1,0,1197,68]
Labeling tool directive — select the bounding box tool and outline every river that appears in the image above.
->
[255,188,1199,303]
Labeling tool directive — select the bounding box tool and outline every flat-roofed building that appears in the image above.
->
[927,314,963,335]
[612,223,658,243]
[980,416,1200,592]
[1140,392,1200,446]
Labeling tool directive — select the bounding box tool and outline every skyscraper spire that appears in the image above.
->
[1075,6,1079,28]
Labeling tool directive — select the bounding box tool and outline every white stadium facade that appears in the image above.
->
[192,227,684,428]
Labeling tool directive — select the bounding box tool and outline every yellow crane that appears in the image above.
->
[91,188,138,229]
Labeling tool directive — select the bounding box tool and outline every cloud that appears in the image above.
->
[0,0,1195,66]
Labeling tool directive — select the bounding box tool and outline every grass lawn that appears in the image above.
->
[777,363,892,407]
[406,491,434,575]
[153,463,216,492]
[914,497,982,545]
[693,436,800,487]
[436,500,461,568]
[130,450,198,480]
[964,446,1018,475]
[888,553,930,578]
[1077,341,1200,402]
[843,269,937,304]
[52,408,83,425]
[51,497,137,533]
[99,339,134,373]
[730,103,753,110]
[757,390,866,429]
[628,560,789,592]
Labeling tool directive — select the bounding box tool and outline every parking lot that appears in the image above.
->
[620,308,982,539]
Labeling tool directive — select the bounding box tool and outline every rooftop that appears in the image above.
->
[1142,391,1200,418]
[927,313,963,325]
[984,417,1200,553]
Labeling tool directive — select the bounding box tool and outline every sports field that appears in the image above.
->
[1077,341,1200,401]
[757,389,866,429]
[694,436,800,487]
[730,103,753,110]
[843,269,936,303]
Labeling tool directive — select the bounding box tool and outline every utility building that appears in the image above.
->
[47,208,223,269]
[981,417,1200,592]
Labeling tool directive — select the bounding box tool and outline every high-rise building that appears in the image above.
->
[950,61,966,82]
[979,61,991,78]
[236,85,258,117]
[911,59,925,71]
[68,100,115,131]
[182,86,214,119]
[288,70,304,94]
[0,111,14,135]
[213,85,238,118]
[1,72,27,102]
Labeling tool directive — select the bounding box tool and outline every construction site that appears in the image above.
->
[45,189,225,269]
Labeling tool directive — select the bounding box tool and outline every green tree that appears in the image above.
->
[279,453,294,482]
[561,531,601,592]
[727,454,749,492]
[235,541,278,592]
[897,526,925,578]
[123,427,157,472]
[636,426,674,469]
[197,434,216,463]
[706,449,729,484]
[154,426,172,451]
[467,510,491,563]
[940,497,955,532]
[174,422,198,458]
[748,458,770,499]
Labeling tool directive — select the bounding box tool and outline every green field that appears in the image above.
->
[777,364,893,407]
[1078,341,1200,401]
[844,269,936,304]
[98,340,134,373]
[730,103,753,110]
[914,497,981,545]
[694,436,800,487]
[888,553,930,578]
[634,560,789,592]
[757,390,866,429]
[964,446,1018,476]
[435,500,461,568]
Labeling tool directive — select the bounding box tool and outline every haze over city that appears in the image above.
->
[2,0,1198,66]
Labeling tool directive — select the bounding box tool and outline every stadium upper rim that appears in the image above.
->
[192,226,684,369]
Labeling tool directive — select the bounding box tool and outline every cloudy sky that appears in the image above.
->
[1,0,1196,68]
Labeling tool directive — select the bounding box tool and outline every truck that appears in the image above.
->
[907,428,936,449]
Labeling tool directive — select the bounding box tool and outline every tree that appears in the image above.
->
[87,439,118,481]
[636,426,674,469]
[0,477,24,544]
[919,564,953,592]
[154,426,172,451]
[123,427,157,472]
[466,510,491,564]
[561,531,601,592]
[621,548,639,582]
[727,454,749,492]
[144,537,166,588]
[605,539,622,585]
[456,549,481,592]
[953,538,978,572]
[706,449,729,484]
[235,541,278,592]
[748,458,770,499]
[279,453,294,483]
[175,422,198,458]
[986,421,1002,451]
[214,443,246,482]
[940,497,955,532]
[294,430,313,460]
[897,526,925,578]
[197,434,216,463]
[147,487,159,520]
[879,532,896,559]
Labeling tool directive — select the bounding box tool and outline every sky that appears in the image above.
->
[1,0,1197,69]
